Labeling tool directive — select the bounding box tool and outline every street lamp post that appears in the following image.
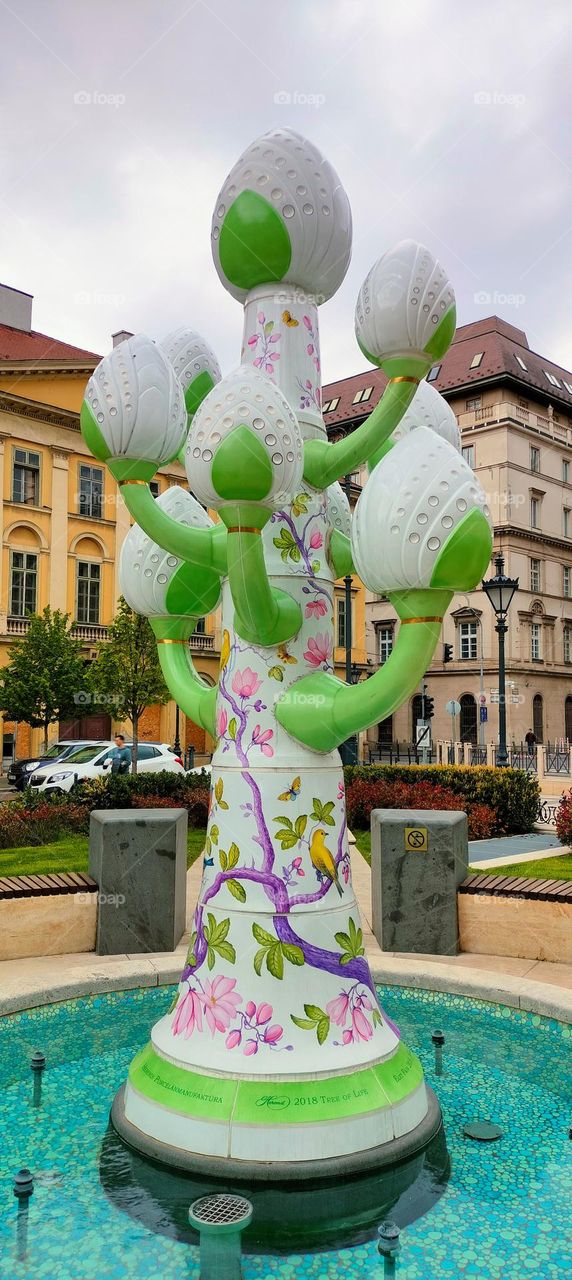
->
[482,553,519,767]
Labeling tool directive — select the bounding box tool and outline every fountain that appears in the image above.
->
[79,127,493,1178]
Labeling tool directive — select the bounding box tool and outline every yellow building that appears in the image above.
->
[0,285,366,766]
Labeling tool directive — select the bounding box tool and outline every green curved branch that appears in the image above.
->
[275,588,452,752]
[120,483,227,575]
[150,619,217,736]
[303,379,419,490]
[224,517,302,646]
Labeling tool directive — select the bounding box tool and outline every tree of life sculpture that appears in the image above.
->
[81,128,492,1176]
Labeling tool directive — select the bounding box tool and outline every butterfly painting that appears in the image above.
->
[282,310,299,328]
[278,776,301,802]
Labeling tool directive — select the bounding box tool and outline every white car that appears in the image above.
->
[29,741,185,794]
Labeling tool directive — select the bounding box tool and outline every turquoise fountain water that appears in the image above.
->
[0,983,570,1279]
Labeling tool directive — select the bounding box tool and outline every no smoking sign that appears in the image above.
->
[404,827,428,853]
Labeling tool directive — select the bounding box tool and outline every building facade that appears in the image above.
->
[322,316,572,752]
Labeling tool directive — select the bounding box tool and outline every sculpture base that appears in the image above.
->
[110,1045,442,1182]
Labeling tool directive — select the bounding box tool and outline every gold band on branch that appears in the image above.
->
[226,526,261,535]
[389,375,420,384]
[156,638,189,645]
[119,479,147,486]
[400,616,443,625]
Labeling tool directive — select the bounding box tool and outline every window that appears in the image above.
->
[563,460,570,484]
[336,597,352,648]
[465,397,481,412]
[564,627,571,664]
[195,616,206,635]
[460,693,477,744]
[459,621,477,660]
[378,626,393,665]
[514,354,528,371]
[427,365,440,382]
[530,446,540,473]
[149,480,160,498]
[78,464,103,519]
[530,558,541,592]
[352,386,373,405]
[137,744,160,760]
[10,551,37,616]
[563,381,572,395]
[530,496,541,528]
[12,449,40,506]
[564,566,571,598]
[531,622,541,661]
[564,508,571,538]
[544,370,561,388]
[462,444,475,467]
[533,693,544,742]
[469,353,483,369]
[322,397,340,413]
[76,561,100,624]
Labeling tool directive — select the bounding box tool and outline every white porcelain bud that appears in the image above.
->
[120,487,214,617]
[185,366,303,511]
[211,128,352,304]
[351,427,491,592]
[355,240,455,374]
[159,327,221,421]
[390,380,460,452]
[325,481,352,537]
[83,334,187,466]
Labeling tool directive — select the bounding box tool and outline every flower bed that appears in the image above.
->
[343,763,540,836]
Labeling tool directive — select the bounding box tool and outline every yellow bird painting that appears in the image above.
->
[219,628,231,673]
[309,828,343,897]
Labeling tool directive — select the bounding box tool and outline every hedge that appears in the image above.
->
[556,789,572,847]
[344,777,497,840]
[343,764,540,835]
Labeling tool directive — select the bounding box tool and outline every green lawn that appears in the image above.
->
[353,830,371,863]
[469,854,572,881]
[0,829,206,878]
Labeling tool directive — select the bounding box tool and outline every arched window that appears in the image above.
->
[565,696,572,744]
[460,693,477,744]
[533,694,544,743]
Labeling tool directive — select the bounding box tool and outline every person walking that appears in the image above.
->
[105,733,132,775]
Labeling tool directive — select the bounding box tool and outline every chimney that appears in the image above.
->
[0,284,33,332]
[112,330,134,347]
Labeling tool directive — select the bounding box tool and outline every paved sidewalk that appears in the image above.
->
[1,843,571,1023]
[468,831,564,864]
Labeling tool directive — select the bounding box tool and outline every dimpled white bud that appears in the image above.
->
[351,427,491,592]
[355,240,455,366]
[120,487,213,617]
[390,380,460,452]
[325,481,352,537]
[184,365,303,510]
[159,328,221,404]
[211,128,352,303]
[85,334,187,463]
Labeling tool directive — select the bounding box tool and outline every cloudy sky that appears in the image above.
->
[1,0,571,379]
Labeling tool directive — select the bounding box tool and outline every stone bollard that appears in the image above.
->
[371,808,468,956]
[89,809,188,955]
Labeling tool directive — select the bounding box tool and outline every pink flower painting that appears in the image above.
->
[252,724,274,757]
[303,632,333,668]
[232,667,261,699]
[305,598,328,620]
[172,986,203,1038]
[200,976,243,1036]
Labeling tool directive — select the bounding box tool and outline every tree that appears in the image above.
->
[0,608,86,753]
[88,597,169,773]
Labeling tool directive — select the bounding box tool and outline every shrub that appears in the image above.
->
[344,776,496,840]
[75,771,211,828]
[556,789,572,846]
[343,764,539,835]
[0,796,89,850]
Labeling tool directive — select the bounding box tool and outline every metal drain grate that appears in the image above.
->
[189,1194,253,1229]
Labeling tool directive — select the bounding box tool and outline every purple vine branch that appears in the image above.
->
[273,915,375,995]
[241,769,275,874]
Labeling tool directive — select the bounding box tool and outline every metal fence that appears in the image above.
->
[366,742,436,766]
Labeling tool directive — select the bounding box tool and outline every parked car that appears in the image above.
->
[29,742,185,794]
[7,740,106,790]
